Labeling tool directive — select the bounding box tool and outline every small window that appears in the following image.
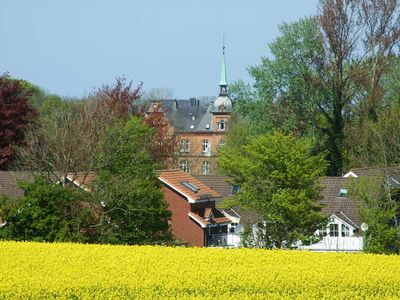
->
[338,188,348,197]
[180,160,189,173]
[218,120,226,131]
[180,140,190,153]
[218,140,225,148]
[341,224,351,237]
[202,161,210,175]
[329,224,339,237]
[231,185,240,194]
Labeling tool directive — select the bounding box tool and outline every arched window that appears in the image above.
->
[218,120,226,131]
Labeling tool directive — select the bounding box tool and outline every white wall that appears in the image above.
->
[299,215,364,252]
[300,236,364,252]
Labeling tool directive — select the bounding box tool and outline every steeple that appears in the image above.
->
[219,37,228,96]
[213,37,232,113]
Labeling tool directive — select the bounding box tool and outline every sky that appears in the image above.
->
[0,0,318,99]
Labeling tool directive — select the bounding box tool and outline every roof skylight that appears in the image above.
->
[181,181,199,193]
[338,188,348,197]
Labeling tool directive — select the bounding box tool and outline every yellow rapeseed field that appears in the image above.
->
[0,241,399,299]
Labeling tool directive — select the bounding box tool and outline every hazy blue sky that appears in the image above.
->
[1,0,318,99]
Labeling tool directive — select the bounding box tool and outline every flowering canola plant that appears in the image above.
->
[0,241,399,299]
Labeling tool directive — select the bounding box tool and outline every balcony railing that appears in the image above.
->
[207,233,241,248]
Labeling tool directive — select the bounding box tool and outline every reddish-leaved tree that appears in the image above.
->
[0,74,37,170]
[143,102,177,168]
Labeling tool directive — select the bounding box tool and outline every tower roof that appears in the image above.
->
[214,41,232,113]
[219,50,227,87]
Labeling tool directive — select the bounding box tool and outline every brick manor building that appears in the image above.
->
[147,49,232,175]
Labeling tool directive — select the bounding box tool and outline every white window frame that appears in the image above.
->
[203,140,210,153]
[341,224,351,237]
[202,161,210,175]
[329,224,339,237]
[180,139,190,153]
[218,120,226,131]
[180,160,189,173]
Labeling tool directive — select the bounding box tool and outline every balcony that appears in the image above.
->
[207,233,241,248]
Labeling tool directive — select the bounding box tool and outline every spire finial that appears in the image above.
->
[222,32,225,55]
[219,33,228,94]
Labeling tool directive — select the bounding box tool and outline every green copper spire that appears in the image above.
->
[219,37,228,95]
[219,49,227,86]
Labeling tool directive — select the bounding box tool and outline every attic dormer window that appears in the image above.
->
[231,185,240,194]
[219,105,226,112]
[338,188,348,197]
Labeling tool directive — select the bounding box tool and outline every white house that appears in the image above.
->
[196,175,366,251]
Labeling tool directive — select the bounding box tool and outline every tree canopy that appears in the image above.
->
[218,131,327,248]
[232,0,400,175]
[351,176,400,254]
[0,177,98,243]
[0,75,37,170]
[93,117,171,245]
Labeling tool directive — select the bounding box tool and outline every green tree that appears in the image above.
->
[0,177,98,242]
[347,103,400,168]
[351,176,400,254]
[218,131,327,248]
[93,117,171,245]
[234,1,400,175]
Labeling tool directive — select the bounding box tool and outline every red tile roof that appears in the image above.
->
[158,170,220,202]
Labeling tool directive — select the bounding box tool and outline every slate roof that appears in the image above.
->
[346,166,400,187]
[195,175,363,228]
[149,99,217,133]
[194,175,260,225]
[0,171,35,198]
[320,177,361,228]
[194,175,234,205]
[0,171,93,199]
[158,170,220,202]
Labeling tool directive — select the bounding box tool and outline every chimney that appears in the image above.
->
[189,98,197,107]
[172,100,178,111]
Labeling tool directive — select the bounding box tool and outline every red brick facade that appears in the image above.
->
[176,131,227,175]
[158,170,231,247]
[162,185,206,246]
